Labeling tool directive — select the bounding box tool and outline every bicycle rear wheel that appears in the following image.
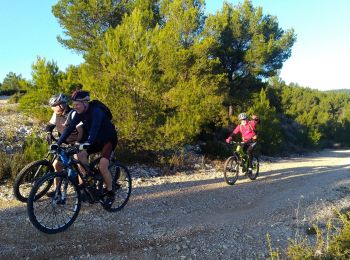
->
[13,159,54,202]
[27,172,81,234]
[104,163,132,212]
[247,155,259,180]
[223,155,239,185]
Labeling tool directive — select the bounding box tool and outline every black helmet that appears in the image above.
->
[49,93,67,107]
[71,90,90,101]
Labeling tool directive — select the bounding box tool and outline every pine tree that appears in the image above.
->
[248,88,282,154]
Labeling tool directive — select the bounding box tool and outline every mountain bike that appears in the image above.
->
[27,145,132,234]
[223,141,259,185]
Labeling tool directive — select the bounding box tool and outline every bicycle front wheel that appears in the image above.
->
[104,163,132,212]
[223,156,239,185]
[13,159,54,202]
[247,155,259,180]
[27,172,81,234]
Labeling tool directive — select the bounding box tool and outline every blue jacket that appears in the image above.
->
[57,102,117,145]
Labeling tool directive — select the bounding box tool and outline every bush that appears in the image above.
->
[22,134,48,163]
[200,141,232,159]
[282,212,350,259]
[18,90,51,122]
[8,92,23,103]
[0,134,48,182]
[0,152,12,181]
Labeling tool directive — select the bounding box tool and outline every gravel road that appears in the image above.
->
[0,149,350,259]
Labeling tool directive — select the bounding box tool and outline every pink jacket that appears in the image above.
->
[231,120,257,142]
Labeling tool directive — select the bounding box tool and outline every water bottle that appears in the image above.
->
[68,168,76,177]
[236,144,244,157]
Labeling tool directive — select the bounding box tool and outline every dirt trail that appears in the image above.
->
[1,149,350,259]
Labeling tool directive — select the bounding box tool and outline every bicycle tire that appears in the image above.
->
[13,159,54,202]
[247,155,259,180]
[104,163,132,212]
[27,172,81,234]
[223,155,239,185]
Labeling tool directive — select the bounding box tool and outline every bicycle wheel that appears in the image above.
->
[247,155,259,180]
[223,155,239,185]
[104,163,132,212]
[27,172,81,234]
[13,159,54,202]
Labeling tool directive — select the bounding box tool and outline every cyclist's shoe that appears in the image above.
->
[103,191,115,209]
[248,168,253,175]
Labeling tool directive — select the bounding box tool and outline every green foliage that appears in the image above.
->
[0,152,12,181]
[202,0,296,92]
[80,1,225,152]
[22,134,48,162]
[60,65,83,93]
[268,79,350,149]
[31,57,63,93]
[18,57,67,121]
[287,239,315,259]
[18,90,51,122]
[8,92,24,104]
[0,135,47,182]
[52,0,135,53]
[284,212,350,259]
[328,213,350,258]
[200,141,231,159]
[247,88,282,155]
[1,72,29,92]
[12,0,350,157]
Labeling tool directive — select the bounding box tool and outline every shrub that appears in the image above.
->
[18,90,51,122]
[200,141,232,159]
[283,212,350,259]
[0,134,48,182]
[22,133,48,163]
[0,152,12,181]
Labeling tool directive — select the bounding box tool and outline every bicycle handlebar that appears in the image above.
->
[228,141,245,145]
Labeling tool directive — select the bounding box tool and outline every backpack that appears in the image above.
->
[90,100,113,120]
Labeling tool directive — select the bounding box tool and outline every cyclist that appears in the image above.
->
[226,113,259,174]
[45,93,83,145]
[54,90,118,208]
[45,94,84,198]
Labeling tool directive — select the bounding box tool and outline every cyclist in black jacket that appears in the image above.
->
[55,90,118,208]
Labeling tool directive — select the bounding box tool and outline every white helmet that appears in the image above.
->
[238,113,248,120]
[49,93,67,107]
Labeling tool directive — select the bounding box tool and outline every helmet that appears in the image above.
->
[49,93,67,107]
[238,113,248,120]
[71,90,90,102]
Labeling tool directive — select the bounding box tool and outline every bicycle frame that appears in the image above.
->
[55,146,106,202]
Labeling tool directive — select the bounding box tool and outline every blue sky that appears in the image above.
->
[0,0,349,91]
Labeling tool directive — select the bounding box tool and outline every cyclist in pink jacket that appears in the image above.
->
[226,113,260,174]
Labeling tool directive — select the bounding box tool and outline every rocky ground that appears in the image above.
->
[0,97,39,153]
[0,97,350,259]
[1,150,350,259]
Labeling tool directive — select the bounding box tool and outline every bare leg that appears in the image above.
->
[52,159,63,187]
[75,151,89,184]
[99,157,112,191]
